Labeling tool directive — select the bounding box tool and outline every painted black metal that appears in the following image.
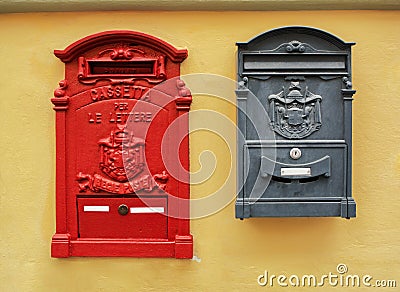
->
[236,26,356,218]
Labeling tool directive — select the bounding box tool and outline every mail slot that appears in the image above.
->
[51,31,193,258]
[77,197,168,239]
[236,27,357,218]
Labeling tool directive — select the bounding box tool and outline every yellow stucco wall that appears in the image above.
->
[0,10,399,291]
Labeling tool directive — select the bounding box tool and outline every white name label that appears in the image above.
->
[281,168,311,176]
[83,206,110,212]
[130,207,165,214]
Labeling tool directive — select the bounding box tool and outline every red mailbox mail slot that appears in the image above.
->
[77,197,168,239]
[51,31,193,258]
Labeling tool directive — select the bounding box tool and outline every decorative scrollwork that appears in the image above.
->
[285,40,306,53]
[54,80,68,97]
[342,76,352,89]
[175,79,192,110]
[98,45,145,60]
[51,80,69,111]
[238,77,248,89]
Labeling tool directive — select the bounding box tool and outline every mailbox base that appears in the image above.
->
[51,233,71,258]
[175,235,194,259]
[51,237,193,258]
[235,198,356,219]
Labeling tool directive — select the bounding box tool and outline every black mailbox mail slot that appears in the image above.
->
[236,27,356,219]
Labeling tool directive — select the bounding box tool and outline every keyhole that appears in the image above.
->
[118,204,129,216]
[290,148,301,160]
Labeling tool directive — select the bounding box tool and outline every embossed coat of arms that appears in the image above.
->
[76,127,168,194]
[98,128,145,182]
[268,81,322,139]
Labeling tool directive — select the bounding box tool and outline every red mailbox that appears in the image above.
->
[51,31,193,258]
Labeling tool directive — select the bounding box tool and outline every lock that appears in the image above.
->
[118,204,129,216]
[289,148,302,160]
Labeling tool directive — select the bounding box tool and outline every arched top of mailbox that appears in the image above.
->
[54,30,188,63]
[237,26,355,50]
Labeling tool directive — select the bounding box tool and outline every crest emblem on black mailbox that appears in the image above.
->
[268,81,322,139]
[99,127,145,182]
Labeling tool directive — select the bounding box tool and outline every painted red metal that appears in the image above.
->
[51,31,193,258]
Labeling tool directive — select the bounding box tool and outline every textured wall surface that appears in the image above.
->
[0,10,399,291]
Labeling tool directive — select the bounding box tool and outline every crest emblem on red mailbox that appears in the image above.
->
[268,81,322,139]
[99,127,145,182]
[76,128,167,194]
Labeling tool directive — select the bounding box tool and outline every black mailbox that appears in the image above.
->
[236,26,356,218]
